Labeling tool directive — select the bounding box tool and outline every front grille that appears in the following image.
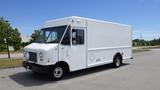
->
[28,52,37,62]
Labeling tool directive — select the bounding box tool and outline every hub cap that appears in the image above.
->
[116,58,121,67]
[54,67,63,78]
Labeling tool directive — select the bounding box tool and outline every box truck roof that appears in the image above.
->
[44,16,131,28]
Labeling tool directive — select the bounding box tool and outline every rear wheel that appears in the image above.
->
[50,65,64,80]
[113,55,122,68]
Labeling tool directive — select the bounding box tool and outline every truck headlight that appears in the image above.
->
[23,50,29,60]
[39,52,43,58]
[23,50,27,57]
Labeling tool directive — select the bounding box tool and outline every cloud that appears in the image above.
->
[21,35,31,42]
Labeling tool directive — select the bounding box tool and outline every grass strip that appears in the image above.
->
[0,58,23,69]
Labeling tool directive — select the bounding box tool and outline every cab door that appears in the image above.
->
[59,27,71,65]
[70,27,87,71]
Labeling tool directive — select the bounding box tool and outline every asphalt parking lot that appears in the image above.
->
[0,49,160,90]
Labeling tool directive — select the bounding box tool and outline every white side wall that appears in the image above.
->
[87,20,132,67]
[87,20,132,48]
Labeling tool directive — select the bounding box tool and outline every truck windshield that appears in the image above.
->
[36,25,67,43]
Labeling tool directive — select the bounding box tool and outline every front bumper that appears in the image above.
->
[23,61,51,73]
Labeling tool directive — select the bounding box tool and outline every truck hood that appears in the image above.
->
[24,43,58,51]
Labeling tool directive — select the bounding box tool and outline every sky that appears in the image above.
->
[0,0,160,40]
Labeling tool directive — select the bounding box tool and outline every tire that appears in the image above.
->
[49,65,64,80]
[113,55,122,68]
[32,71,40,74]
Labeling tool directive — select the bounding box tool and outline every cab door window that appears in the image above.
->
[72,29,84,45]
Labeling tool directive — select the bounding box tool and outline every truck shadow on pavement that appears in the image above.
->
[9,63,130,87]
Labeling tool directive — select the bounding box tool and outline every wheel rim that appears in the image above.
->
[54,67,63,78]
[116,57,121,67]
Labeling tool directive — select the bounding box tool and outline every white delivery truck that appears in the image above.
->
[23,16,132,79]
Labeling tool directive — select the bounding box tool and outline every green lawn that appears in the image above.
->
[0,58,23,69]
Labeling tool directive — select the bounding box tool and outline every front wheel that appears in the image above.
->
[50,65,64,80]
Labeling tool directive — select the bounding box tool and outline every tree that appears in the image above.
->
[0,17,9,51]
[10,28,21,50]
[133,38,160,47]
[0,17,21,51]
[29,30,40,43]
